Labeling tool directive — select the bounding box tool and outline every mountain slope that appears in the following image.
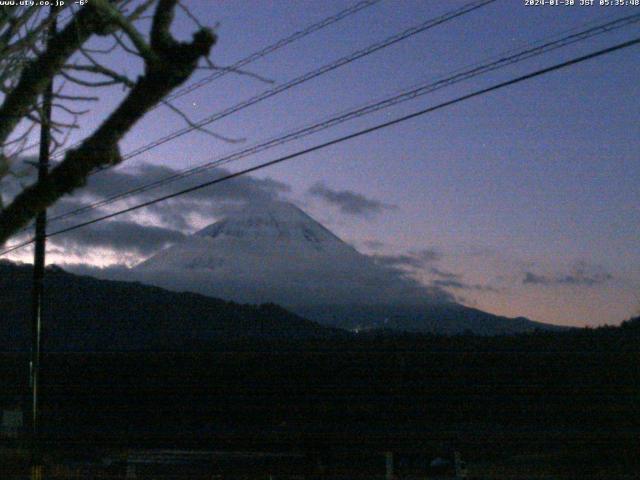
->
[296,304,568,335]
[133,201,562,335]
[135,201,448,307]
[0,261,344,352]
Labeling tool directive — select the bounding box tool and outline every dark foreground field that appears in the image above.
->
[1,322,639,478]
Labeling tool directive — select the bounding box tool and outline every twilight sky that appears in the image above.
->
[3,0,639,327]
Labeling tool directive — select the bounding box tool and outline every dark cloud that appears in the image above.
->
[51,220,186,256]
[427,265,500,293]
[559,272,613,286]
[65,254,456,308]
[373,254,424,269]
[523,263,613,287]
[432,278,499,293]
[523,272,548,285]
[1,160,459,308]
[0,157,38,208]
[432,279,466,289]
[362,240,385,250]
[308,182,396,217]
[3,159,290,224]
[0,161,289,235]
[72,163,291,230]
[61,214,454,308]
[80,163,290,204]
[429,267,460,280]
[372,249,441,269]
[3,160,292,256]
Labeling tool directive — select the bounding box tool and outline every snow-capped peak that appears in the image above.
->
[194,201,344,247]
[136,201,358,273]
[133,200,444,308]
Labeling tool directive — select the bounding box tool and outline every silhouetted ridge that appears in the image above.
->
[0,261,346,352]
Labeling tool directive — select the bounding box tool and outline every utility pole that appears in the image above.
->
[30,7,56,480]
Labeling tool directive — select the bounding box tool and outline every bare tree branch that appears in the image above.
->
[0,4,109,146]
[161,100,244,144]
[0,0,216,244]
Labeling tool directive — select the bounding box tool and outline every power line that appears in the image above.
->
[7,0,496,239]
[120,0,496,160]
[2,36,637,258]
[42,12,640,226]
[73,0,497,168]
[37,0,499,224]
[164,0,383,103]
[49,0,382,159]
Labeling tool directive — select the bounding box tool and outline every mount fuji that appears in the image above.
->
[132,201,561,335]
